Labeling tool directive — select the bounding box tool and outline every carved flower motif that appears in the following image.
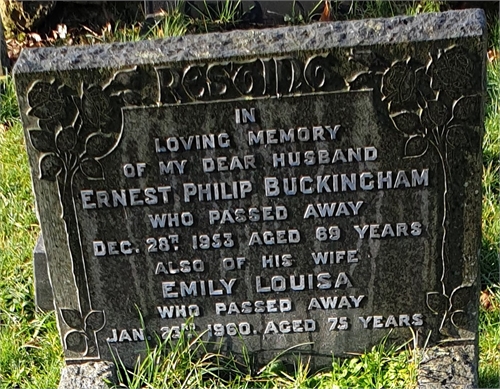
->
[426,284,475,338]
[429,47,474,98]
[27,82,65,120]
[61,308,105,356]
[382,62,416,105]
[27,82,77,129]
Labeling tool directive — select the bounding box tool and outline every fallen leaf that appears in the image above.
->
[28,32,42,42]
[480,289,495,311]
[320,0,332,22]
[82,25,99,37]
[487,49,498,63]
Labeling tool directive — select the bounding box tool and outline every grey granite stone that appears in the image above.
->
[13,9,486,74]
[418,343,478,389]
[14,9,485,383]
[58,361,116,389]
[33,234,54,311]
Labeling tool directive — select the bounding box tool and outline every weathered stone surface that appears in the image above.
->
[58,361,117,389]
[418,343,478,389]
[33,234,54,311]
[14,9,485,383]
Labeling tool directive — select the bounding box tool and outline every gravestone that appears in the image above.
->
[15,8,485,384]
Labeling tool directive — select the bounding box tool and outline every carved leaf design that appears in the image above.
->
[39,154,63,181]
[390,112,422,135]
[56,127,77,153]
[382,62,416,104]
[446,124,469,149]
[65,330,87,354]
[349,72,374,90]
[415,68,435,103]
[61,308,84,330]
[27,82,65,120]
[85,133,119,158]
[426,291,448,315]
[449,285,474,311]
[81,86,111,129]
[450,310,469,329]
[80,158,104,180]
[349,48,389,72]
[430,46,473,93]
[29,130,56,152]
[420,107,435,131]
[85,310,105,332]
[427,100,450,127]
[439,315,460,338]
[27,82,78,128]
[100,95,124,135]
[108,66,160,106]
[452,95,480,124]
[404,135,428,158]
[37,118,61,135]
[120,91,144,106]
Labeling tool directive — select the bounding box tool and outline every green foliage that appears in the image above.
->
[335,1,405,20]
[0,75,19,128]
[149,8,191,39]
[188,0,242,33]
[478,28,500,389]
[198,0,242,25]
[83,23,144,44]
[484,4,500,52]
[482,41,500,287]
[112,323,229,388]
[111,328,418,389]
[406,0,444,16]
[317,337,418,389]
[283,1,323,25]
[54,2,190,45]
[478,288,500,388]
[0,314,63,389]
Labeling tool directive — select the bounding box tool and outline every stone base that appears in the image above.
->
[58,361,117,389]
[418,343,478,389]
[57,343,478,389]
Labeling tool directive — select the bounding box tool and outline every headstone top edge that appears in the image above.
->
[13,8,486,75]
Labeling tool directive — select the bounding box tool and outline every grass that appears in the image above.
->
[111,327,419,389]
[0,1,499,388]
[112,327,226,388]
[478,13,500,387]
[479,289,500,388]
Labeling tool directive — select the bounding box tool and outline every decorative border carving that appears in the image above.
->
[378,45,481,341]
[26,66,158,358]
[25,44,481,358]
